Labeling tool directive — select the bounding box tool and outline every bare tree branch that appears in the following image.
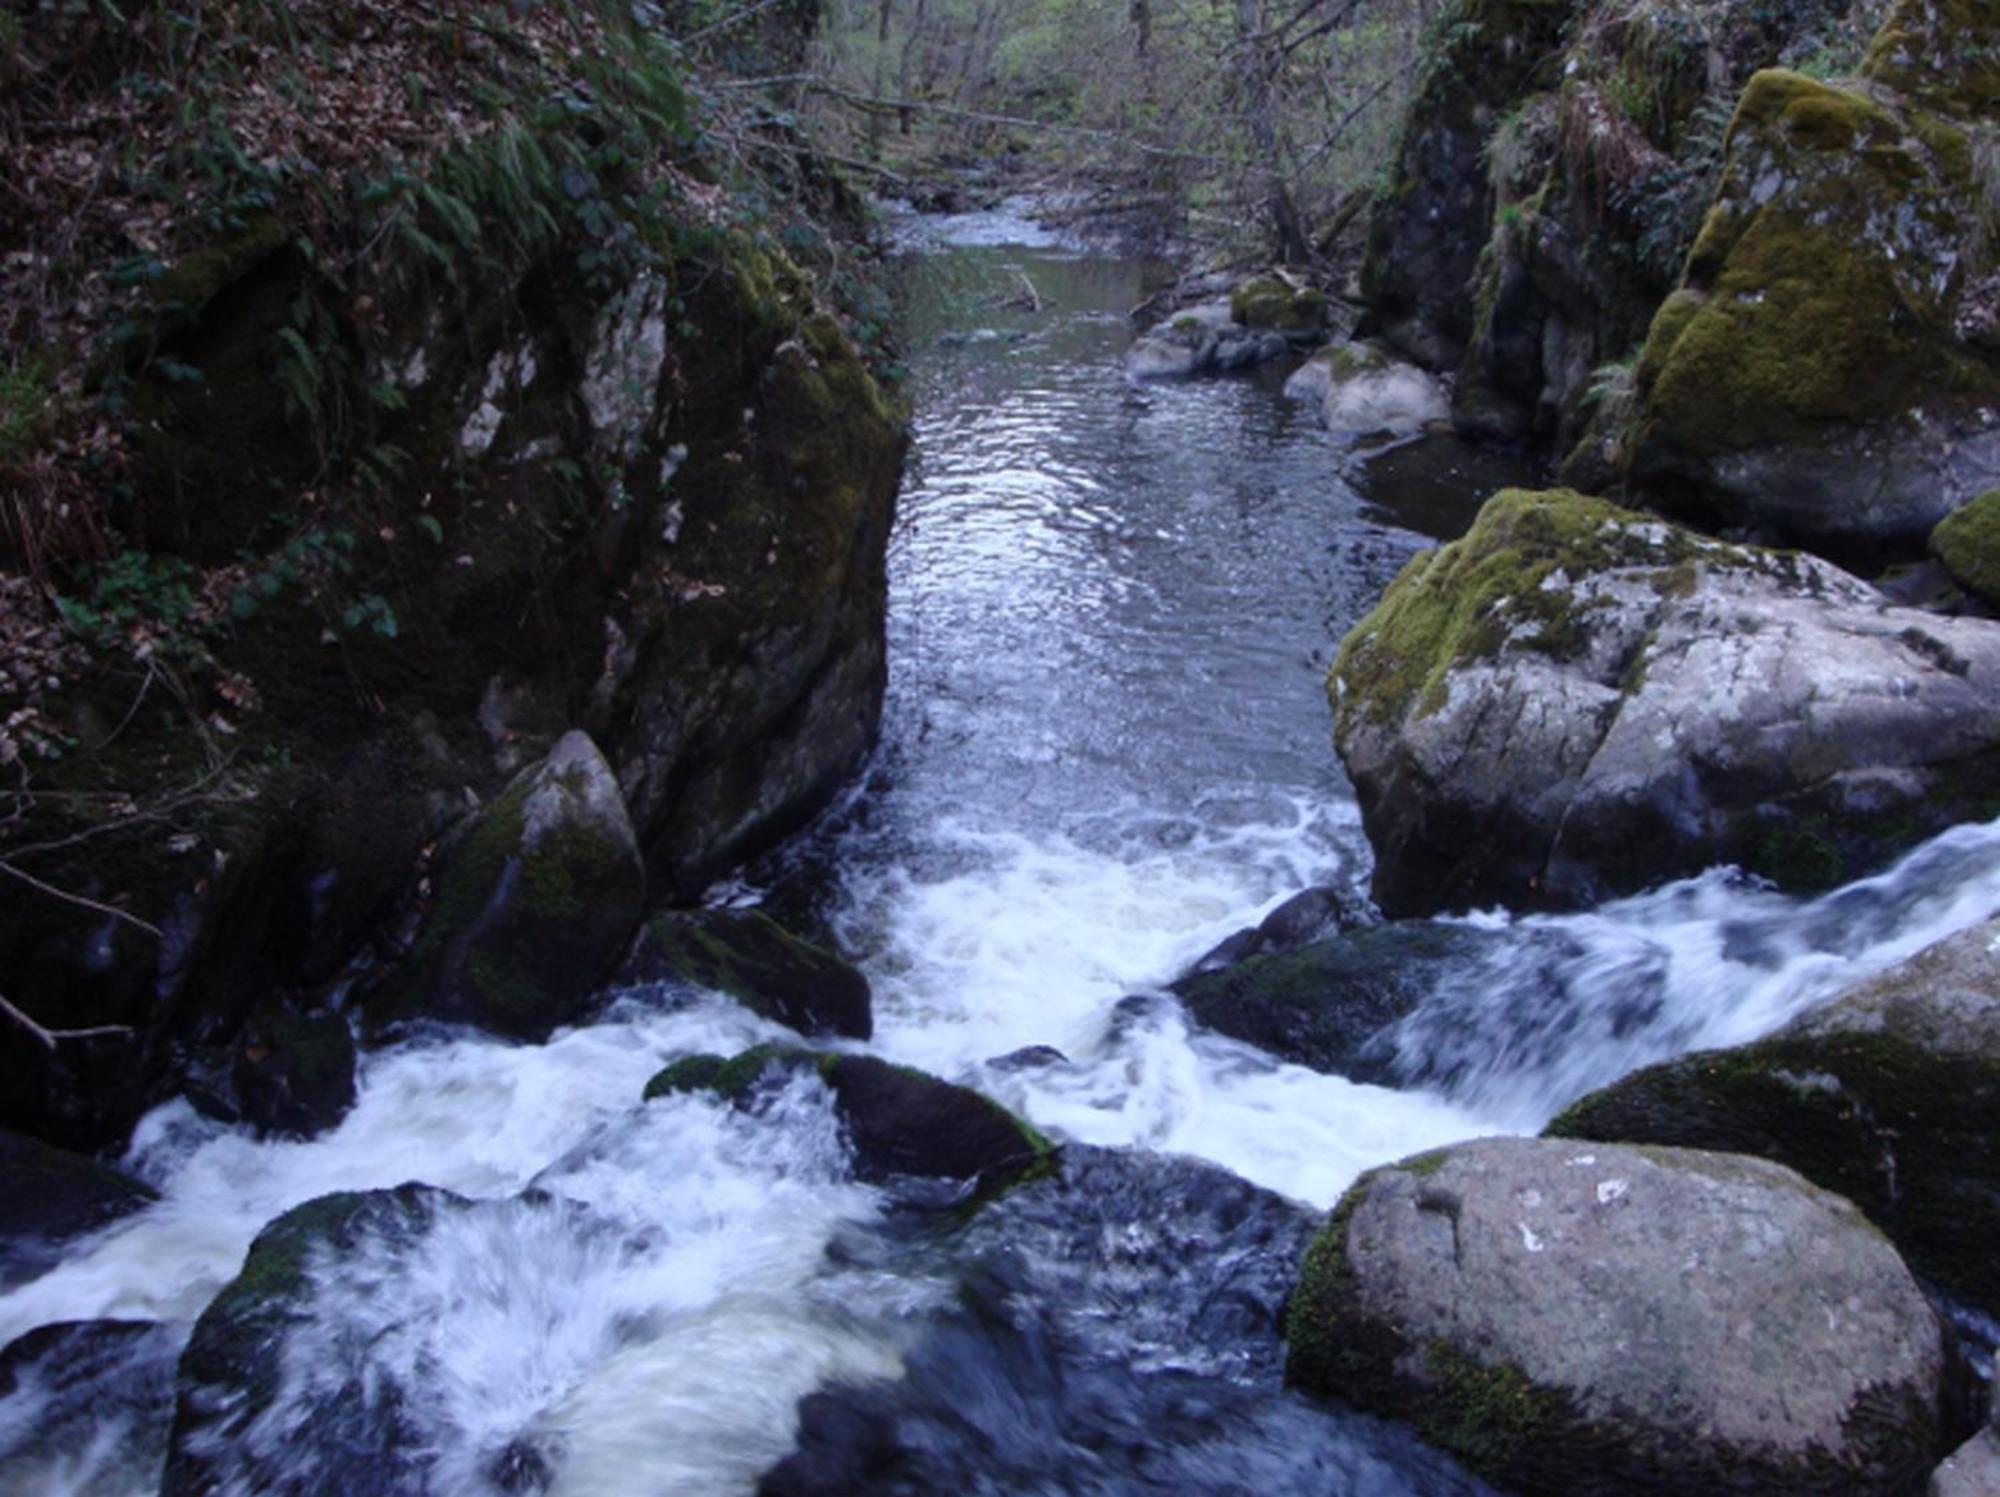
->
[0,991,136,1050]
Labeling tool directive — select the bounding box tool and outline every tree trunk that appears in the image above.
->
[1234,0,1312,263]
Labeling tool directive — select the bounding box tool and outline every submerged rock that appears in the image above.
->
[1332,488,2000,915]
[646,1046,1052,1194]
[0,1319,181,1494]
[1287,1137,1949,1494]
[369,731,645,1041]
[164,1185,460,1496]
[1548,914,2000,1314]
[0,1129,156,1287]
[1285,340,1449,440]
[621,908,871,1040]
[1183,883,1376,977]
[1624,18,2000,552]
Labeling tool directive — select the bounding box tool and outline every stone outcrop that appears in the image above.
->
[1331,488,2000,914]
[1286,1136,1950,1495]
[1,207,903,1147]
[1548,914,2000,1314]
[1357,0,1578,370]
[1623,23,2000,550]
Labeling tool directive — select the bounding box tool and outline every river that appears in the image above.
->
[4,206,1999,1495]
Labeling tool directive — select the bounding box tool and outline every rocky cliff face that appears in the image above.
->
[1624,3,2000,549]
[0,4,905,1149]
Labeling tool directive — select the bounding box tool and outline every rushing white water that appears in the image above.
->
[4,210,1999,1494]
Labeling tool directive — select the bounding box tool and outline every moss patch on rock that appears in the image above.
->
[1930,489,2000,606]
[1331,487,1732,730]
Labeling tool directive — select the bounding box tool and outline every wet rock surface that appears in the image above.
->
[646,1046,1051,1192]
[0,1129,156,1288]
[761,1146,1497,1497]
[1287,1136,1950,1495]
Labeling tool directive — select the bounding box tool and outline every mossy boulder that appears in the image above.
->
[1358,0,1580,369]
[0,1128,156,1286]
[1624,42,2000,553]
[1332,488,2000,915]
[1286,1137,1949,1494]
[645,1046,1054,1194]
[368,731,644,1041]
[1229,275,1329,338]
[1930,489,2000,607]
[621,907,871,1040]
[1171,921,1524,1082]
[1548,914,2000,1314]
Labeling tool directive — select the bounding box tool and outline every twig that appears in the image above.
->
[0,858,162,940]
[0,991,136,1050]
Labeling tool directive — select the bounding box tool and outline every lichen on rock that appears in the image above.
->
[1332,487,2000,914]
[1286,1137,1949,1494]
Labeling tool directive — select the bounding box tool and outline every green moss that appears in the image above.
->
[1231,277,1325,333]
[146,216,293,314]
[1742,814,1844,892]
[1331,488,1730,729]
[1636,67,1980,465]
[642,1053,727,1099]
[1863,0,2000,118]
[1548,1027,2000,1311]
[1419,1340,1573,1474]
[1929,489,2000,605]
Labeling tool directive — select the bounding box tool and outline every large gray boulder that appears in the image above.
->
[1331,488,2000,916]
[1285,340,1449,440]
[368,731,645,1040]
[1287,1137,1949,1495]
[1549,914,2000,1314]
[1932,1415,2000,1497]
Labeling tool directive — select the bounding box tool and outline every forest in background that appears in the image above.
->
[798,0,1436,263]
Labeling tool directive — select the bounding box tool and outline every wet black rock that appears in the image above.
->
[622,908,872,1040]
[1172,921,1503,1082]
[185,1005,358,1141]
[760,1146,1497,1497]
[0,1129,156,1287]
[0,1319,181,1492]
[1184,883,1377,978]
[645,1047,1052,1193]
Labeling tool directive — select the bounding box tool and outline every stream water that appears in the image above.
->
[6,206,2000,1495]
